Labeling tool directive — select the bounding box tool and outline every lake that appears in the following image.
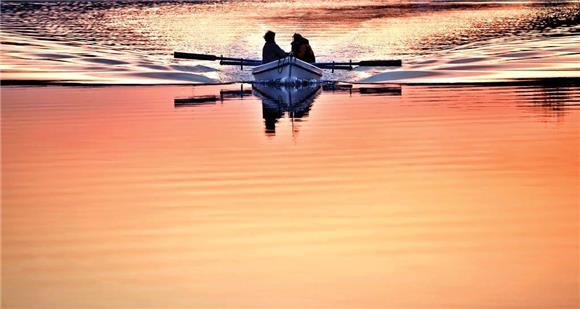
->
[1,0,579,308]
[2,82,579,308]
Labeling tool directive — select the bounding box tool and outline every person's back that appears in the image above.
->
[262,31,287,63]
[301,40,315,63]
[291,33,315,63]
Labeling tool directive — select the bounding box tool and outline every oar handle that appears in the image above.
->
[316,64,354,71]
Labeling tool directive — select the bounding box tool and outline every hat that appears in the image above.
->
[264,31,276,42]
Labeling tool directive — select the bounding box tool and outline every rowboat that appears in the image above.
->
[173,52,401,85]
[251,56,323,84]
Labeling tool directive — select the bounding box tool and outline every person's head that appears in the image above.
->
[293,33,303,41]
[264,31,276,43]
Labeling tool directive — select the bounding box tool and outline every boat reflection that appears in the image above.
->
[252,84,322,136]
[174,83,402,136]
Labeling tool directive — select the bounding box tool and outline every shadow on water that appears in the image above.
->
[174,83,402,136]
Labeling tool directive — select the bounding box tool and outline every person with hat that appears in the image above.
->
[262,31,288,63]
[291,33,316,63]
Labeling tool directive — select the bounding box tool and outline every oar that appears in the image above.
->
[174,52,262,67]
[174,51,402,70]
[358,60,402,66]
[219,60,263,66]
[315,60,402,71]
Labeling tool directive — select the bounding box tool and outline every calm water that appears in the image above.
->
[2,83,579,308]
[1,0,579,83]
[2,0,580,308]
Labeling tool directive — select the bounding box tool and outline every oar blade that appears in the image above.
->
[174,52,217,61]
[358,60,402,67]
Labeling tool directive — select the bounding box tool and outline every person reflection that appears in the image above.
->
[262,103,284,135]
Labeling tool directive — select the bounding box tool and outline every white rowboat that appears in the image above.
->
[252,56,323,84]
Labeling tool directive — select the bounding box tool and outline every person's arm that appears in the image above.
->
[275,44,288,58]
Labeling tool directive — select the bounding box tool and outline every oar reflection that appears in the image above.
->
[174,83,402,136]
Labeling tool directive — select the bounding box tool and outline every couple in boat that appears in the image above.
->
[262,30,316,64]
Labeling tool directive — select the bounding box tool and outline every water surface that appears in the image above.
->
[1,0,579,84]
[2,83,579,308]
[2,1,579,307]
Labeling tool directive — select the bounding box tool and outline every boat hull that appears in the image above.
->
[252,57,323,84]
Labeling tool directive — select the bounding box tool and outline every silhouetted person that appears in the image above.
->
[291,33,315,63]
[262,31,287,63]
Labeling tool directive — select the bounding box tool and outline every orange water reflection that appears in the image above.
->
[2,84,579,308]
